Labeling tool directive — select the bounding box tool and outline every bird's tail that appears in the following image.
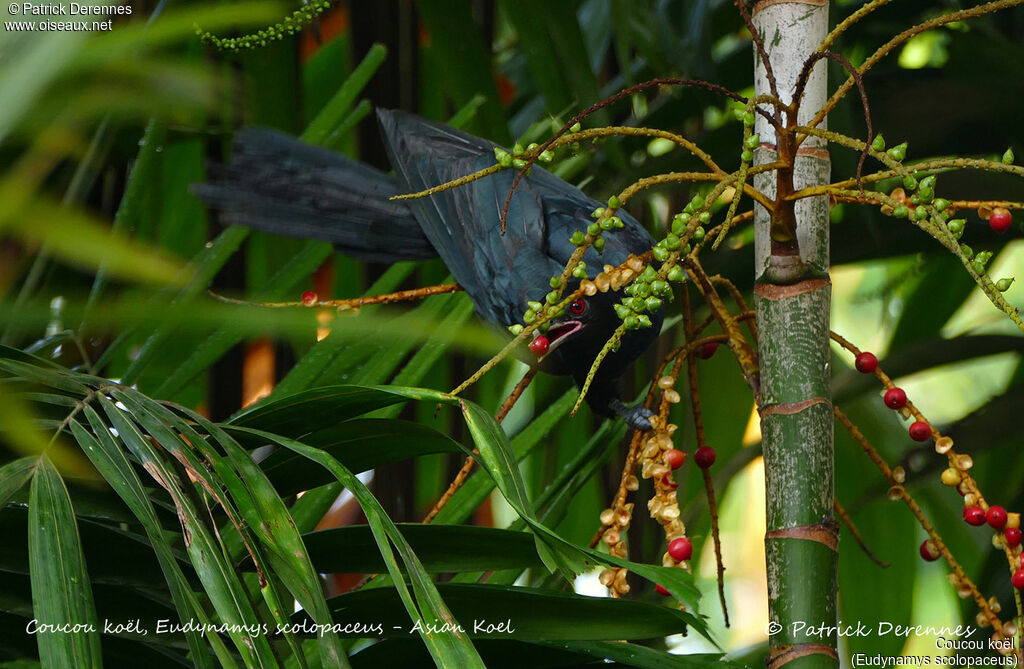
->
[190,128,436,263]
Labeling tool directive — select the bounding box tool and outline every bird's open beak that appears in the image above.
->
[533,319,582,361]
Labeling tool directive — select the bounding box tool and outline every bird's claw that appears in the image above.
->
[610,399,654,432]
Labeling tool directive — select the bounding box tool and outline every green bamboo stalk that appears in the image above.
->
[751,2,838,668]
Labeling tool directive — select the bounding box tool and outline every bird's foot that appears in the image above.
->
[609,399,654,432]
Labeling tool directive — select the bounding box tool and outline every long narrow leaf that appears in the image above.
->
[72,411,228,668]
[302,43,387,146]
[97,395,276,666]
[169,402,349,668]
[28,457,102,667]
[224,424,485,668]
[0,457,39,508]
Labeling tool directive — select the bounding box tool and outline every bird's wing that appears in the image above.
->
[191,127,436,263]
[376,109,657,327]
[377,109,564,326]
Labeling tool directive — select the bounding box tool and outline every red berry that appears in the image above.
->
[909,421,931,442]
[989,209,1012,234]
[664,449,686,470]
[963,506,986,526]
[987,506,1008,529]
[668,537,693,561]
[660,473,679,489]
[301,290,318,306]
[694,446,716,468]
[655,584,671,596]
[696,342,719,359]
[855,352,878,374]
[528,336,549,356]
[1013,569,1024,590]
[883,387,907,409]
[919,539,940,562]
[1005,527,1022,547]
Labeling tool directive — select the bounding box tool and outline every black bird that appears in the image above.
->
[192,109,663,429]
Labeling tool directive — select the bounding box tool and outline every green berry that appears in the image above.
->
[934,198,949,211]
[871,134,886,152]
[592,207,604,218]
[572,264,588,279]
[667,266,685,283]
[893,205,908,219]
[903,175,918,191]
[546,291,560,305]
[699,211,711,224]
[527,301,542,312]
[888,143,907,161]
[570,231,585,245]
[671,217,686,235]
[630,297,647,312]
[997,278,1014,292]
[549,276,562,288]
[744,134,760,149]
[948,219,964,234]
[971,261,985,274]
[641,266,658,282]
[742,112,755,127]
[494,148,512,167]
[608,195,621,209]
[664,234,681,250]
[651,280,670,296]
[513,142,524,156]
[601,217,619,231]
[653,247,669,261]
[523,310,537,324]
[588,223,600,236]
[920,175,936,189]
[508,324,523,335]
[637,315,652,328]
[539,150,554,163]
[594,237,605,252]
[918,187,933,203]
[635,282,651,297]
[614,304,631,320]
[625,315,639,330]
[1002,148,1015,165]
[512,158,526,170]
[645,296,663,312]
[570,122,581,133]
[914,206,929,221]
[961,245,974,259]
[741,149,754,163]
[693,227,706,242]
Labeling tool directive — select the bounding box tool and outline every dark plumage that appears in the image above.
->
[192,109,663,429]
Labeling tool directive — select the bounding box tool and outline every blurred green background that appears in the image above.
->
[1,0,1023,666]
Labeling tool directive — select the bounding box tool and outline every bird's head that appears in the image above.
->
[525,290,662,381]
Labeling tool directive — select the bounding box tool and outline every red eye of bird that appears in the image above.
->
[569,298,586,316]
